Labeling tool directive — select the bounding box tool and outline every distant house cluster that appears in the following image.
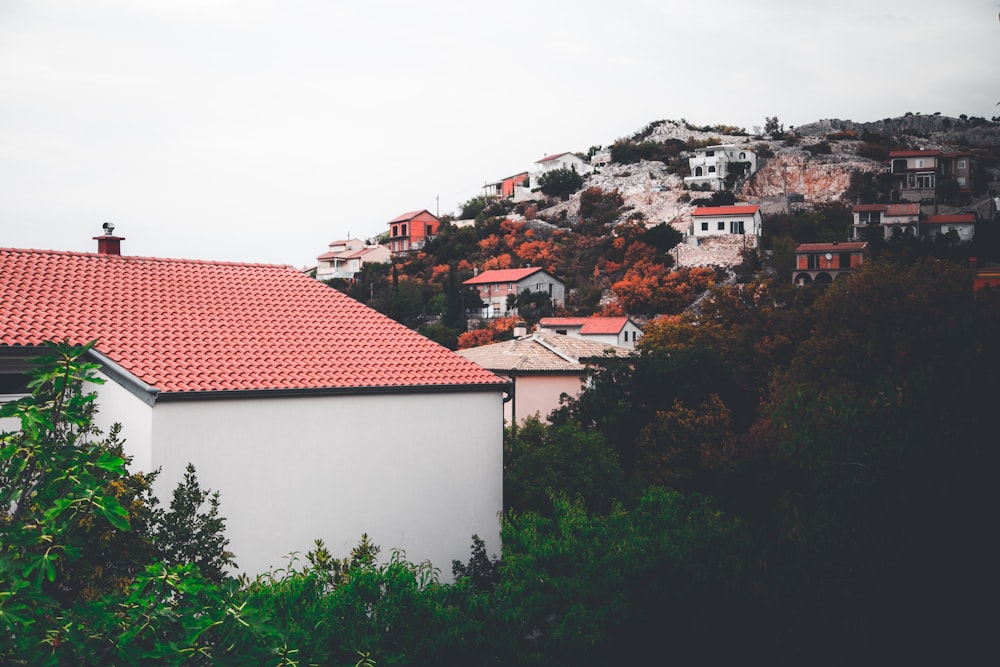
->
[315,238,389,281]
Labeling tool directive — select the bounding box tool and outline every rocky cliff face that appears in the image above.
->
[741,151,882,202]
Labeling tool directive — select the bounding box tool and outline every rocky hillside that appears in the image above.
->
[539,115,1000,267]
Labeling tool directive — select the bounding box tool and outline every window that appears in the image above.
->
[739,152,746,159]
[701,222,709,231]
[730,220,745,234]
[839,252,851,268]
[508,283,513,291]
[556,329,567,335]
[401,224,408,237]
[705,151,715,157]
[392,225,398,237]
[695,166,703,177]
[708,166,716,173]
[718,221,725,231]
[916,173,934,189]
[958,160,967,169]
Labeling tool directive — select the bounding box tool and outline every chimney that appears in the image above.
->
[93,222,124,256]
[513,320,528,338]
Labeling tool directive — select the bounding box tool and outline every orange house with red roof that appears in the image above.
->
[0,229,507,577]
[463,267,566,318]
[388,209,440,254]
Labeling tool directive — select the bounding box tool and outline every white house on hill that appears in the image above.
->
[0,229,508,577]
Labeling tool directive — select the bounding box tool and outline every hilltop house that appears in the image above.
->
[922,213,976,242]
[889,149,972,204]
[483,172,530,200]
[534,152,589,176]
[457,330,632,424]
[537,316,642,349]
[851,203,921,241]
[315,238,390,281]
[0,229,508,577]
[388,210,441,254]
[684,145,757,191]
[793,241,870,285]
[463,267,566,318]
[690,205,762,243]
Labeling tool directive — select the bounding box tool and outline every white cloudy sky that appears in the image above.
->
[1,0,997,267]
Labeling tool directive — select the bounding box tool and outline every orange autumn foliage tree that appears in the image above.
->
[456,316,518,349]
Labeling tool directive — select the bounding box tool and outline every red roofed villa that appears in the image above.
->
[537,316,643,349]
[0,227,508,577]
[463,267,566,318]
[793,241,870,285]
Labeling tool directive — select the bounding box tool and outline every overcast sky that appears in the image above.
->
[1,0,997,267]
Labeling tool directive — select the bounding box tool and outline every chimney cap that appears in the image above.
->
[102,221,115,235]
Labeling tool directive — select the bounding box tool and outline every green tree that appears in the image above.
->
[537,167,585,200]
[154,463,235,584]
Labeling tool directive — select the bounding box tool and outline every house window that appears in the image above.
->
[401,224,408,237]
[695,166,703,177]
[708,166,716,173]
[958,160,967,169]
[739,152,746,159]
[916,173,934,189]
[392,225,398,237]
[730,220,745,234]
[717,221,725,231]
[508,283,513,291]
[556,329,567,335]
[916,159,924,168]
[701,222,709,231]
[705,151,715,157]
[839,252,851,268]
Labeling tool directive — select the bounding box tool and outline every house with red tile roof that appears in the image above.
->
[315,238,390,281]
[387,210,440,254]
[537,316,642,349]
[922,213,976,242]
[463,267,565,318]
[851,203,921,241]
[793,241,870,285]
[0,229,508,577]
[534,152,590,176]
[889,149,972,204]
[690,205,762,244]
[456,330,632,424]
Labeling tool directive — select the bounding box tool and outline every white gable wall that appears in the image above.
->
[89,383,503,579]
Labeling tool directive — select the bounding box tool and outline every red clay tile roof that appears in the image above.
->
[889,150,941,157]
[536,152,572,163]
[884,203,920,217]
[463,267,547,285]
[691,205,760,217]
[538,317,630,335]
[388,210,437,224]
[0,248,505,394]
[795,242,869,254]
[853,204,887,212]
[924,214,975,225]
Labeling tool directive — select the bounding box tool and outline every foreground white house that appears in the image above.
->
[0,231,508,577]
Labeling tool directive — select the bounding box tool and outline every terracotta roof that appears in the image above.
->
[538,316,631,335]
[0,247,505,394]
[456,331,632,374]
[536,152,573,163]
[853,204,887,212]
[691,205,760,217]
[795,242,869,254]
[925,214,975,225]
[463,267,549,285]
[889,150,941,157]
[388,210,437,224]
[884,203,920,217]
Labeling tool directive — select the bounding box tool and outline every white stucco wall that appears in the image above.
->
[144,390,503,578]
[90,371,155,472]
